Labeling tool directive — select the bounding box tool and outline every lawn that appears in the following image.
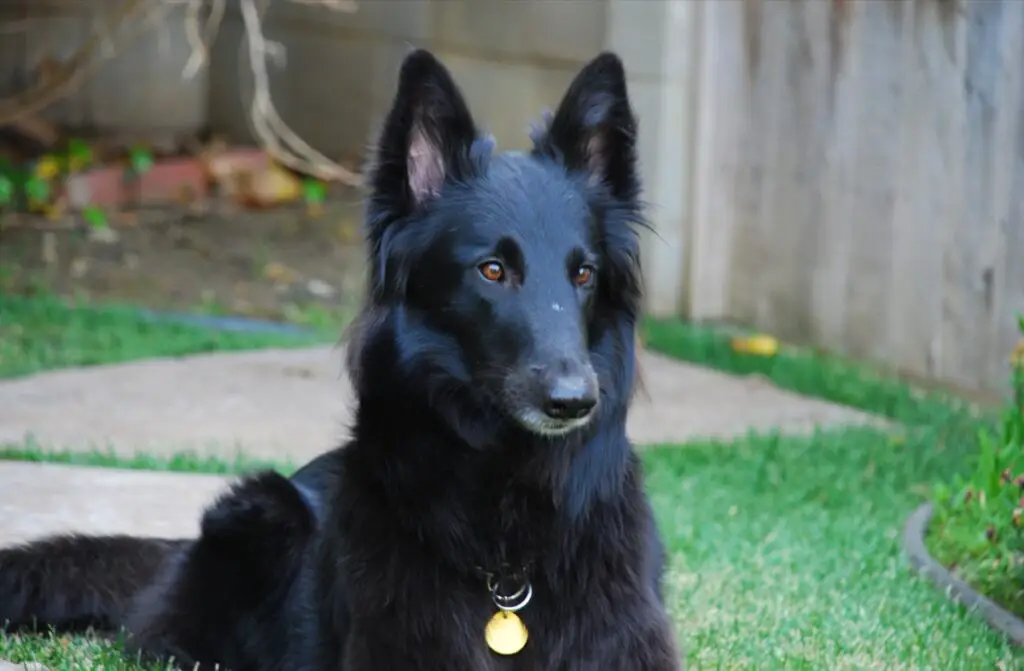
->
[1,295,1021,669]
[0,293,328,380]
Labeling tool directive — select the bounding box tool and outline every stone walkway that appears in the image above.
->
[0,662,48,671]
[0,461,227,546]
[0,346,881,546]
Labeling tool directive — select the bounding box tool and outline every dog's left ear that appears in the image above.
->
[532,52,638,200]
[370,49,481,215]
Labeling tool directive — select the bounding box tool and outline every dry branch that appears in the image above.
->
[0,0,152,126]
[0,0,362,186]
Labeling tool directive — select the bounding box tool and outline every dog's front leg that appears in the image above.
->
[342,616,491,671]
[621,622,684,671]
[566,616,683,671]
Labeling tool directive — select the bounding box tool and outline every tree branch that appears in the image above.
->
[0,0,363,186]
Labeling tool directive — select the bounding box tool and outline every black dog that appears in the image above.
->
[0,49,682,670]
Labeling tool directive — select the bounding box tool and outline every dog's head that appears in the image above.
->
[354,49,644,440]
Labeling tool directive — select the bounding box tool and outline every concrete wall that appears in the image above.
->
[0,0,207,143]
[207,0,609,161]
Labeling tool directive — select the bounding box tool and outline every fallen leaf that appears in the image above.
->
[234,163,302,209]
[231,298,256,315]
[262,261,297,284]
[116,211,138,227]
[730,334,780,357]
[87,225,120,244]
[306,278,336,299]
[176,183,198,205]
[334,218,359,243]
[69,257,89,278]
[42,201,65,220]
[35,155,61,179]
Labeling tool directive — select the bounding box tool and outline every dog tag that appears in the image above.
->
[484,610,529,655]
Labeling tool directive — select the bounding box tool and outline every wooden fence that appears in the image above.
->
[676,0,1024,396]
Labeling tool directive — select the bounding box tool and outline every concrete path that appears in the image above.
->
[0,345,881,547]
[0,346,878,461]
[0,461,227,546]
[0,662,48,671]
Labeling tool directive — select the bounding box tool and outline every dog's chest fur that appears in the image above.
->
[328,439,657,669]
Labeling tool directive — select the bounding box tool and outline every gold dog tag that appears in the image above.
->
[484,610,529,655]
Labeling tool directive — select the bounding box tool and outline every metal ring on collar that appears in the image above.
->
[486,575,528,602]
[492,582,533,613]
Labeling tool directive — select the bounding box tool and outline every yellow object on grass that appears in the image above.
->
[730,334,780,357]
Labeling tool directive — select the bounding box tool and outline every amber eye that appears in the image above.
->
[479,261,505,283]
[573,264,595,287]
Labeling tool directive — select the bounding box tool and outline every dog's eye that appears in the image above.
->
[478,261,505,283]
[573,264,596,287]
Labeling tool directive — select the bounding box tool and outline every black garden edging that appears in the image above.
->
[903,502,1024,646]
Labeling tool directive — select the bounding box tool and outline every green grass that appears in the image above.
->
[649,425,1019,669]
[0,439,294,477]
[0,293,329,379]
[0,630,177,671]
[2,295,1022,668]
[3,424,1019,669]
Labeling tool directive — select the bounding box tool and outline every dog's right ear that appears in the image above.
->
[368,49,480,215]
[531,52,638,202]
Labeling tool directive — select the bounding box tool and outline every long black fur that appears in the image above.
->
[0,50,682,670]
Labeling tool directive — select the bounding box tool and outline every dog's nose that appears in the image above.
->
[543,375,597,420]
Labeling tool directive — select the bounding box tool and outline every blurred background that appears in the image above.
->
[0,0,1021,400]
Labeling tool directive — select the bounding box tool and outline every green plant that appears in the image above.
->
[0,173,13,205]
[0,157,23,222]
[24,174,52,211]
[302,177,327,217]
[82,204,110,230]
[928,315,1024,616]
[120,143,154,207]
[0,172,13,229]
[1013,314,1024,414]
[128,144,154,176]
[67,137,94,173]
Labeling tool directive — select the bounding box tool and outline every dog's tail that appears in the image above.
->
[0,534,188,633]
